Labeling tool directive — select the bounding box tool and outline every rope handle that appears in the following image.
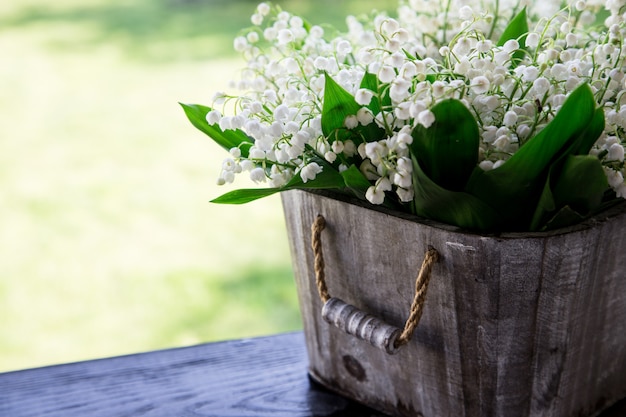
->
[311,214,440,354]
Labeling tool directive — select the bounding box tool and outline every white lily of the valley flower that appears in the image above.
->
[300,162,323,183]
[417,110,436,128]
[199,0,626,215]
[355,89,374,106]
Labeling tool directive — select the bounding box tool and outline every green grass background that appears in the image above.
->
[0,0,395,371]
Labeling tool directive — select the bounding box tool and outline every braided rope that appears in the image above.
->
[394,246,439,348]
[311,215,330,303]
[311,214,439,351]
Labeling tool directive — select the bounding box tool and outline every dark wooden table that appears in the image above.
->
[1,332,624,417]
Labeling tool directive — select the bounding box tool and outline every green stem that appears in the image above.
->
[442,0,452,44]
[523,93,550,144]
[488,0,500,39]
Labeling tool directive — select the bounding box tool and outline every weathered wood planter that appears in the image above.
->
[281,189,626,417]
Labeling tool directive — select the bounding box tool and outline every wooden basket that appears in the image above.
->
[281,189,626,417]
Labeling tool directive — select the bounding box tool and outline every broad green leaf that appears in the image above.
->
[411,99,479,191]
[497,7,528,65]
[570,107,605,155]
[338,164,400,210]
[531,185,555,230]
[465,83,597,229]
[541,206,585,231]
[340,164,372,200]
[321,73,363,138]
[499,82,596,175]
[359,72,390,117]
[497,7,528,46]
[211,188,280,204]
[529,110,605,230]
[212,159,345,204]
[412,156,500,231]
[180,103,253,157]
[282,158,346,190]
[552,155,607,215]
[529,163,558,231]
[322,73,385,143]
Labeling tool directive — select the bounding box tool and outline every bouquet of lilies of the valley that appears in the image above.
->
[182,0,626,232]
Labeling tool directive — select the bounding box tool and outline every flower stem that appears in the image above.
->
[488,0,500,40]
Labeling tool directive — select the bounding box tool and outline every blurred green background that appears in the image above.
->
[0,0,395,371]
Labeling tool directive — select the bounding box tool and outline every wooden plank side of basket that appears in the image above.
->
[281,189,626,417]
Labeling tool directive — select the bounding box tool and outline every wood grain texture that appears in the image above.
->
[0,332,624,417]
[0,333,386,417]
[281,189,626,417]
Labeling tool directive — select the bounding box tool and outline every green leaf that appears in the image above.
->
[212,159,345,205]
[282,159,346,190]
[497,7,528,65]
[465,83,598,229]
[552,155,608,215]
[180,103,253,157]
[541,206,585,231]
[340,164,372,200]
[507,82,596,173]
[412,156,500,231]
[570,107,605,156]
[529,109,605,230]
[322,73,385,143]
[529,166,557,231]
[358,72,390,117]
[402,48,418,60]
[321,73,363,138]
[411,99,479,191]
[211,188,280,204]
[497,7,528,46]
